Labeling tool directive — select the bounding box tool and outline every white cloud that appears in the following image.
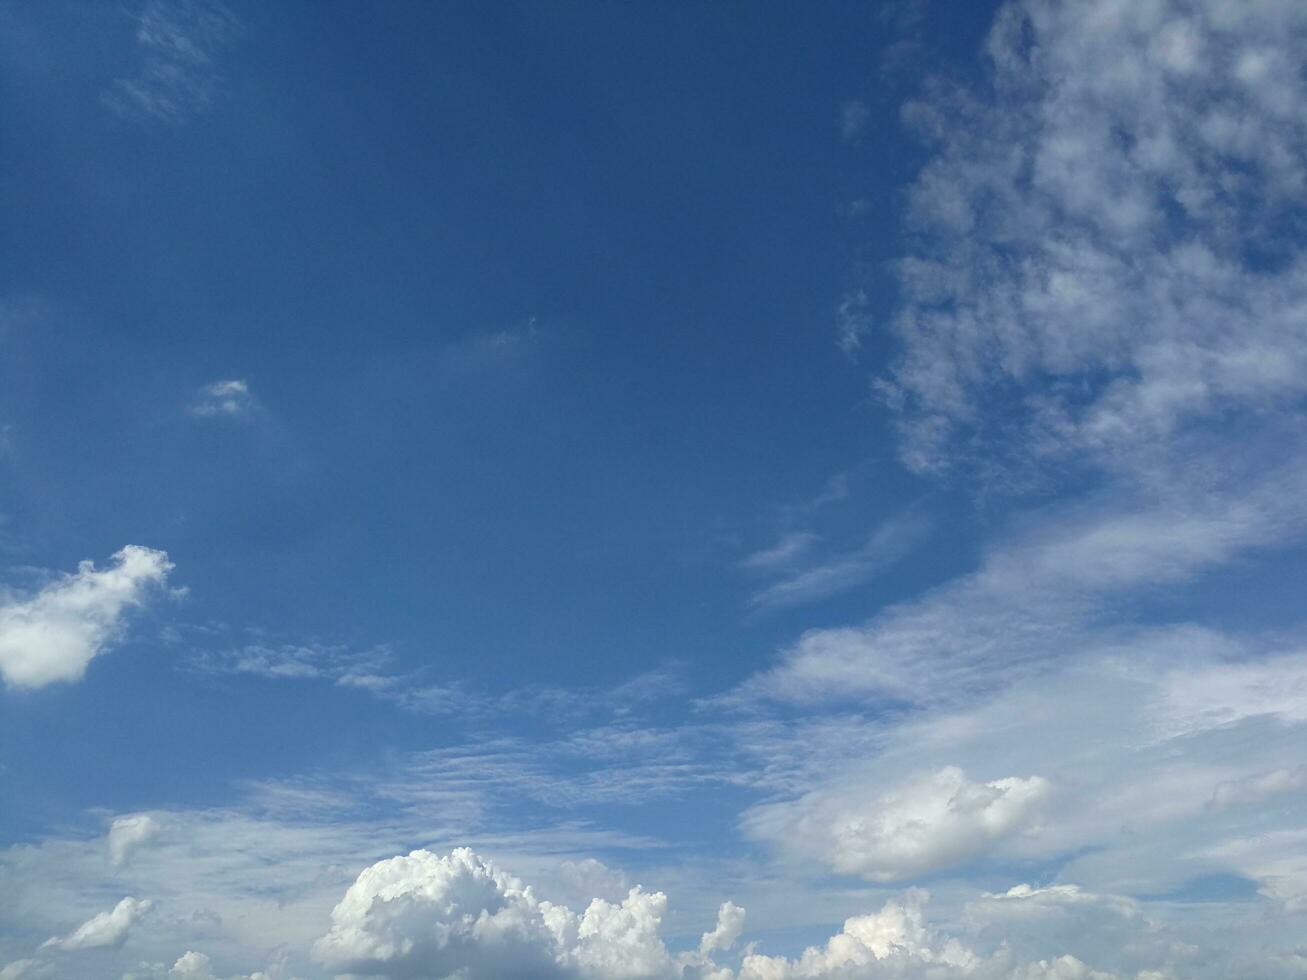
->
[189,642,390,684]
[169,951,214,980]
[102,0,241,124]
[699,902,745,957]
[1208,765,1307,810]
[0,962,42,980]
[738,890,980,978]
[736,887,1143,979]
[42,897,152,951]
[558,859,632,906]
[110,814,164,869]
[310,849,1149,980]
[869,0,1307,477]
[1154,652,1307,739]
[745,767,1050,882]
[741,533,820,574]
[189,380,255,418]
[963,885,1162,975]
[731,460,1307,709]
[0,545,174,689]
[1198,830,1307,912]
[747,515,930,612]
[311,847,721,980]
[310,847,568,978]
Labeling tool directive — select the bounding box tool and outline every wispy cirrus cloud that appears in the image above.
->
[101,0,241,125]
[746,513,930,613]
[739,531,820,574]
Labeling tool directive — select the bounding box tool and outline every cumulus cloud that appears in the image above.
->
[699,902,745,957]
[110,814,164,869]
[169,951,215,979]
[738,890,979,979]
[309,849,1146,980]
[867,0,1307,477]
[311,847,708,980]
[41,897,152,951]
[738,890,1133,980]
[0,545,174,689]
[189,380,256,418]
[746,767,1050,881]
[102,0,241,124]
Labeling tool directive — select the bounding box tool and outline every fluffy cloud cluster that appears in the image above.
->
[0,546,173,689]
[737,885,1181,980]
[306,849,1155,980]
[863,0,1307,476]
[746,767,1050,881]
[738,890,980,979]
[311,847,740,979]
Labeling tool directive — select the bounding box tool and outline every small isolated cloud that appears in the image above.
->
[189,379,255,418]
[746,766,1050,881]
[41,897,152,951]
[102,0,241,124]
[740,531,819,573]
[836,289,872,355]
[109,813,163,868]
[0,545,174,689]
[840,99,870,141]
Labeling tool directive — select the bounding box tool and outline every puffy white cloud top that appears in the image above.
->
[41,896,152,951]
[312,847,727,980]
[0,545,173,689]
[306,849,1151,980]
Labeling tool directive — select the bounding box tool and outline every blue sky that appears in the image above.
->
[4,2,1307,979]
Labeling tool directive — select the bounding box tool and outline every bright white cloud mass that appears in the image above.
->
[745,767,1051,882]
[0,546,173,689]
[41,898,153,952]
[6,0,1307,978]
